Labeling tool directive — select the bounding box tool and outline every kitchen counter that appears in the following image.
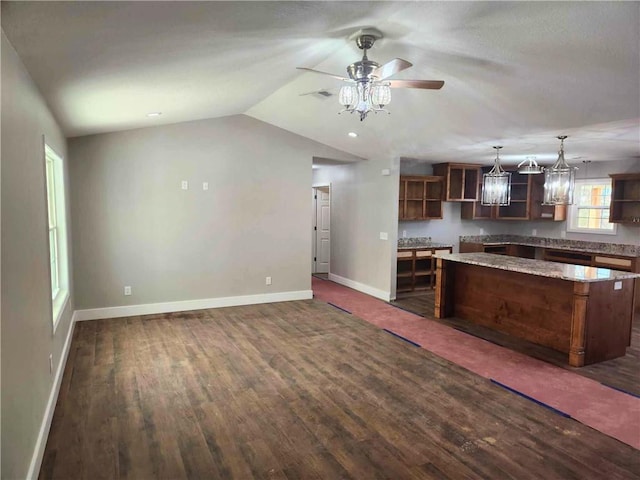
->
[398,237,453,250]
[435,252,640,282]
[459,234,639,257]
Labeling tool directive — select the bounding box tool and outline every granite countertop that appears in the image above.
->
[435,252,640,283]
[459,234,640,257]
[398,237,453,250]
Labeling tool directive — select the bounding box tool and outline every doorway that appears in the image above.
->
[312,186,330,274]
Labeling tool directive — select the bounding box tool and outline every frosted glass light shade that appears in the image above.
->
[338,85,358,106]
[370,84,391,106]
[481,172,512,206]
[543,167,577,205]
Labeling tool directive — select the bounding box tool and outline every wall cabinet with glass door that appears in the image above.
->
[398,175,444,220]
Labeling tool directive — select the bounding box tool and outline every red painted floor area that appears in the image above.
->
[312,277,640,450]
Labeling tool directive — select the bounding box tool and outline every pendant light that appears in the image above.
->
[481,146,511,206]
[517,156,543,174]
[543,135,578,205]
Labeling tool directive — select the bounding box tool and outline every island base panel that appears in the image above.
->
[435,259,634,367]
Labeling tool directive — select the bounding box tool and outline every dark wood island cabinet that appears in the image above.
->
[434,252,639,367]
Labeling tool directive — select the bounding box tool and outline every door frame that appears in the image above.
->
[312,183,331,274]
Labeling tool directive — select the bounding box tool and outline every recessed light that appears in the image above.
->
[146,112,162,117]
[348,132,358,138]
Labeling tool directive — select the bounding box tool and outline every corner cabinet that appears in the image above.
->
[398,175,444,220]
[610,173,640,225]
[397,247,453,294]
[432,163,480,201]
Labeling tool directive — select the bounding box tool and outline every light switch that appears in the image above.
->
[381,169,390,176]
[202,182,209,191]
[181,180,189,190]
[614,281,622,290]
[380,232,388,240]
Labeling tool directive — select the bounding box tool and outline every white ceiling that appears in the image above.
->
[2,1,639,166]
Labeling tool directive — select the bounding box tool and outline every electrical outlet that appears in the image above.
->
[532,229,537,236]
[480,228,485,235]
[49,354,53,374]
[561,231,567,239]
[379,232,388,240]
[124,286,132,296]
[265,276,272,285]
[402,230,407,238]
[181,180,189,190]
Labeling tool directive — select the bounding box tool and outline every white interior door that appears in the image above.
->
[313,186,330,273]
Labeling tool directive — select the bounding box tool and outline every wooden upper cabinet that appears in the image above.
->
[398,175,444,220]
[461,168,566,221]
[610,173,640,225]
[432,163,480,202]
[529,173,566,221]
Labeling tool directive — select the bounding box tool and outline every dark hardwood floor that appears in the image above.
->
[41,300,639,479]
[393,291,640,397]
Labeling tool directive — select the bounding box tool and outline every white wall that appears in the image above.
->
[1,31,74,480]
[313,157,398,300]
[69,115,360,311]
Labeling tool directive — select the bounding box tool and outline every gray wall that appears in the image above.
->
[398,159,640,249]
[69,115,360,309]
[1,31,74,479]
[313,157,398,299]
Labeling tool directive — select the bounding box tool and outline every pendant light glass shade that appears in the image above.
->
[481,146,511,206]
[543,136,578,205]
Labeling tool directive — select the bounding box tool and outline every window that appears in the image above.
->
[567,178,616,235]
[44,144,69,330]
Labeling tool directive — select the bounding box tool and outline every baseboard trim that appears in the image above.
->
[74,290,313,321]
[327,273,391,302]
[27,311,77,480]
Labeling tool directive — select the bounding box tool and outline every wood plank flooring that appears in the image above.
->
[41,300,639,479]
[393,291,640,397]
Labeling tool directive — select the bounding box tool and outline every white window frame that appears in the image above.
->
[566,178,617,235]
[44,143,69,332]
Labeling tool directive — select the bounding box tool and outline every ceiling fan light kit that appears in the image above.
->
[543,135,578,206]
[481,146,512,206]
[298,29,444,121]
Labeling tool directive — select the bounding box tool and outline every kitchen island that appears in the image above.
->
[434,252,640,367]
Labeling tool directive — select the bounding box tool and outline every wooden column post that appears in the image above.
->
[435,258,447,318]
[569,282,590,367]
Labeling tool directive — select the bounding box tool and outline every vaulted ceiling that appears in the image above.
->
[2,1,639,166]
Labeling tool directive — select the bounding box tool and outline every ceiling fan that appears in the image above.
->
[297,28,444,121]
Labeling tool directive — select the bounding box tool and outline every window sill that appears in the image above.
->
[52,290,69,335]
[565,227,618,236]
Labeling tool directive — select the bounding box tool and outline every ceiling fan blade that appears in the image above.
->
[388,79,445,90]
[296,67,349,81]
[373,58,413,80]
